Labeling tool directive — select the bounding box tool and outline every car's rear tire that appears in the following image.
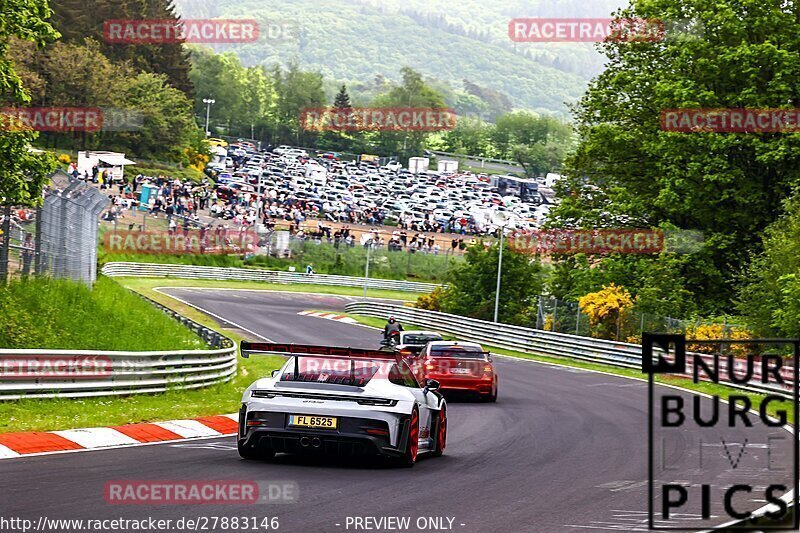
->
[398,407,420,468]
[238,439,275,460]
[483,382,498,403]
[431,406,447,457]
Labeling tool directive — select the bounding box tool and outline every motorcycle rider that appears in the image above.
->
[383,316,404,343]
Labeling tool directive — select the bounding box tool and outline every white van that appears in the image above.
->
[305,163,327,186]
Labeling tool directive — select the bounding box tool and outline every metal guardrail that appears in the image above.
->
[101,262,441,293]
[0,292,237,400]
[344,302,795,398]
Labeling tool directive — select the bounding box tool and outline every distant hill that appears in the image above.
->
[176,0,625,117]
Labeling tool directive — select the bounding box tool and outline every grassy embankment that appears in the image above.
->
[0,277,417,432]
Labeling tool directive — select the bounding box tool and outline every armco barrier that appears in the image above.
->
[101,262,440,293]
[0,293,237,400]
[344,302,795,398]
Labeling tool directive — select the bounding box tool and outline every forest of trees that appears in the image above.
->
[546,0,800,336]
[175,0,594,116]
[188,47,571,173]
[1,0,205,165]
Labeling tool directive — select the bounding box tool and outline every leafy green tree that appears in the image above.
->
[240,64,276,141]
[490,112,572,176]
[114,71,199,161]
[555,0,800,315]
[442,241,544,325]
[370,67,448,158]
[461,79,511,121]
[273,63,326,146]
[440,115,491,156]
[50,0,192,94]
[29,39,132,106]
[548,252,699,320]
[738,190,800,336]
[9,38,201,162]
[189,48,248,133]
[0,0,59,206]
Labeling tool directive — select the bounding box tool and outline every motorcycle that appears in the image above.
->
[379,331,401,351]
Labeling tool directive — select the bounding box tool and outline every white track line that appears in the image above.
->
[153,288,275,342]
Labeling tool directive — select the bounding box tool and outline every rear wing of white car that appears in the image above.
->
[240,342,399,384]
[240,341,396,360]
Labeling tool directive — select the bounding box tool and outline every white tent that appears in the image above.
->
[77,151,136,181]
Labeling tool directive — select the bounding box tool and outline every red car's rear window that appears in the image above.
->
[430,346,485,358]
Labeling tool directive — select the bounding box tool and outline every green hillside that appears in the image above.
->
[176,0,625,116]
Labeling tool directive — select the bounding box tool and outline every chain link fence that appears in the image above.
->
[0,170,107,285]
[249,233,463,282]
[535,295,745,342]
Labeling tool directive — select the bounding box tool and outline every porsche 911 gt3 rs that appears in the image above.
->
[237,342,447,467]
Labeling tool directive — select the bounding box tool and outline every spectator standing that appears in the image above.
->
[21,233,34,277]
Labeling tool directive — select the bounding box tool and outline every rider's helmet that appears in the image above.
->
[388,316,396,324]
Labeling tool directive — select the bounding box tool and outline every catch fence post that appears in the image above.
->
[552,298,558,332]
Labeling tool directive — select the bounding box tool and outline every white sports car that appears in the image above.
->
[237,342,447,467]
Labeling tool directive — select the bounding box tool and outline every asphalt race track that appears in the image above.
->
[1,288,795,532]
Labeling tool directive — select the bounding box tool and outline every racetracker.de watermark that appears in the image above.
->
[103,19,259,44]
[661,108,800,133]
[0,107,143,132]
[0,356,112,379]
[261,20,300,43]
[299,107,458,132]
[508,17,702,42]
[103,230,258,255]
[104,480,298,505]
[507,228,704,255]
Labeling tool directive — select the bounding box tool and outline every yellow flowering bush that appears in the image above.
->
[416,286,446,311]
[686,323,752,356]
[57,153,71,164]
[184,147,209,173]
[579,283,634,339]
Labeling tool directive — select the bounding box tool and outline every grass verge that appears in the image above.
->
[0,277,203,351]
[0,278,285,433]
[97,243,458,283]
[247,241,460,283]
[119,277,420,302]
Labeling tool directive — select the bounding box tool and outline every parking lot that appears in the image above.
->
[207,142,555,236]
[96,141,558,259]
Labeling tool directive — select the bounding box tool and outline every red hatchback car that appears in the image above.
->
[411,341,498,402]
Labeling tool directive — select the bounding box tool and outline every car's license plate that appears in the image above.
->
[451,367,471,374]
[288,415,337,429]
